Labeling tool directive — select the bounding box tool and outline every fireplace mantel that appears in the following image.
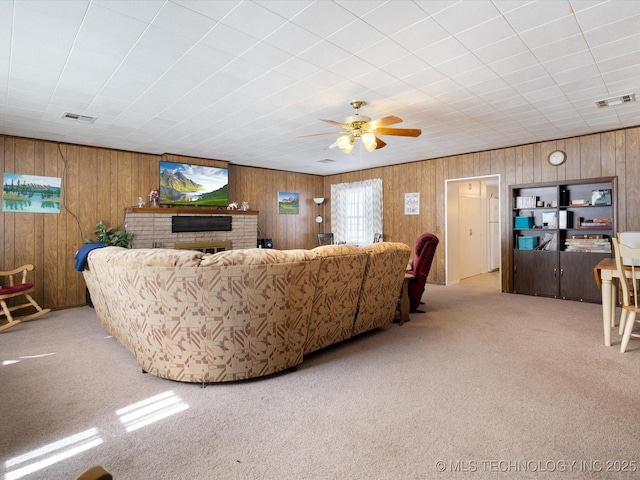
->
[125,206,258,215]
[124,207,258,250]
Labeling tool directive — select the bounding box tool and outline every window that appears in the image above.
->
[331,178,383,245]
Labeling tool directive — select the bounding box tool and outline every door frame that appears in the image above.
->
[445,174,501,288]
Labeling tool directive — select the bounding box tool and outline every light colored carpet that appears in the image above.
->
[1,280,639,480]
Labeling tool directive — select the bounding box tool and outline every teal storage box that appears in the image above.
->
[515,216,534,228]
[518,236,537,250]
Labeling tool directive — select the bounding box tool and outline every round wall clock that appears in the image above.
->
[548,150,567,166]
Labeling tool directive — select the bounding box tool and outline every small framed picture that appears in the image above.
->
[404,192,420,215]
[591,189,611,205]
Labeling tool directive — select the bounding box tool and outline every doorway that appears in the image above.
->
[445,175,501,289]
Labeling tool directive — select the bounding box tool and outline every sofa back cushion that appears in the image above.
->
[199,247,314,266]
[353,242,412,336]
[91,246,204,267]
[304,244,368,354]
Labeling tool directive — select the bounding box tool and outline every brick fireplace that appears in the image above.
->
[124,207,258,250]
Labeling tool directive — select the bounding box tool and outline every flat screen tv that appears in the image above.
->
[159,161,229,207]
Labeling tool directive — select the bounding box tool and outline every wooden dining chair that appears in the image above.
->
[77,466,112,480]
[612,238,640,352]
[0,264,50,333]
[317,233,334,246]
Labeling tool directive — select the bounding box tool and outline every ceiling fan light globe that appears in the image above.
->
[337,134,354,154]
[361,132,377,152]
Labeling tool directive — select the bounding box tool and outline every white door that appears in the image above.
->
[459,194,485,278]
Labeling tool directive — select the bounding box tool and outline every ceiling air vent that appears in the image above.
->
[318,159,335,163]
[62,112,97,123]
[595,93,636,108]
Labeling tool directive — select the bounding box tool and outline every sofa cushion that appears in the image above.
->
[88,246,203,267]
[353,242,412,335]
[200,247,316,266]
[305,244,368,354]
[311,244,361,257]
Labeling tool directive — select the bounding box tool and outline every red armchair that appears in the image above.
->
[406,232,439,312]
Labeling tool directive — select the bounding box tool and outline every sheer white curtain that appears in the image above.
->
[331,178,383,246]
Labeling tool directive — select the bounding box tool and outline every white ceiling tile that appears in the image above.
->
[488,50,539,76]
[391,17,451,52]
[262,21,322,56]
[220,1,288,40]
[517,15,582,51]
[152,2,219,42]
[361,1,429,36]
[503,1,574,31]
[598,50,640,75]
[356,38,411,68]
[590,34,640,64]
[532,34,590,63]
[254,0,313,18]
[436,54,485,78]
[430,1,501,35]
[583,15,640,47]
[456,16,516,52]
[473,36,529,64]
[383,54,430,80]
[328,20,387,55]
[501,64,549,86]
[3,0,640,175]
[290,1,358,38]
[273,57,323,82]
[552,64,602,88]
[95,0,164,22]
[297,41,351,69]
[574,1,640,31]
[414,37,470,66]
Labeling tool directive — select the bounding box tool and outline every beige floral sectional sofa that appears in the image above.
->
[83,242,411,384]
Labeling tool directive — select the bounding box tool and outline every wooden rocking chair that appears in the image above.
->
[0,264,50,333]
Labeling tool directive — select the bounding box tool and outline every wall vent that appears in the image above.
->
[595,93,636,108]
[62,112,98,123]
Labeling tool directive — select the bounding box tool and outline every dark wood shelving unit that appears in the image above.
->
[509,177,617,303]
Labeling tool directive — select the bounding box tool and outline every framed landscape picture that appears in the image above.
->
[278,192,299,215]
[2,173,62,214]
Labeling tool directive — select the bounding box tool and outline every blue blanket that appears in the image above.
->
[74,243,107,271]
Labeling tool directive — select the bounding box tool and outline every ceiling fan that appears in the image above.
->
[303,100,422,154]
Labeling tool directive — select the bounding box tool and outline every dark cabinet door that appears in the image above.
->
[533,251,559,297]
[514,250,558,297]
[514,250,535,295]
[560,252,610,302]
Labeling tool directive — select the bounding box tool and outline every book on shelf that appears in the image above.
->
[515,196,537,209]
[569,199,589,206]
[574,216,612,228]
[565,235,611,253]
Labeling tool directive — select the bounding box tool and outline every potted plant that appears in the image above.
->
[83,221,133,307]
[87,220,133,247]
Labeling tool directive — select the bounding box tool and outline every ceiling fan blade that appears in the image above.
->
[297,131,344,138]
[375,137,387,150]
[320,118,348,128]
[374,127,422,137]
[365,115,403,130]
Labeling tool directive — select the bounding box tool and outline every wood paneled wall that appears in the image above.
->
[0,136,322,310]
[230,165,324,251]
[324,127,640,290]
[2,126,639,310]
